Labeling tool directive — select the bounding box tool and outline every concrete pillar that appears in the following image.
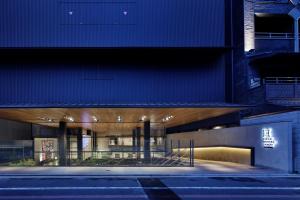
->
[91,131,97,152]
[244,0,255,51]
[58,121,67,166]
[132,129,136,151]
[77,128,83,160]
[136,127,141,159]
[144,121,151,162]
[66,129,71,166]
[294,18,299,53]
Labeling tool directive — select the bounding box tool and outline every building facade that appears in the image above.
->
[0,0,299,173]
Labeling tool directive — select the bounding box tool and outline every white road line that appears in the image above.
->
[0,175,298,179]
[179,194,300,199]
[0,186,299,190]
[0,195,299,200]
[0,195,148,199]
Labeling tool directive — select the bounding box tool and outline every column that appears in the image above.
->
[91,131,97,152]
[295,18,299,53]
[77,128,83,160]
[132,129,136,151]
[66,129,71,166]
[58,121,67,166]
[136,127,141,159]
[144,121,151,163]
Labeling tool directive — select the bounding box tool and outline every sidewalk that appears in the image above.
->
[0,160,295,177]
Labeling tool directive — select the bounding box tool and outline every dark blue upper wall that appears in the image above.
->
[0,0,225,47]
[0,49,226,107]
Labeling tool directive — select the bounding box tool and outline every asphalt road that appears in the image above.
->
[0,176,299,200]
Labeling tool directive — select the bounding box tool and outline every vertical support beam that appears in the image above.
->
[164,138,168,157]
[77,128,83,160]
[295,18,299,53]
[144,121,151,163]
[192,140,195,167]
[88,130,97,152]
[189,140,192,167]
[136,127,141,159]
[58,121,67,166]
[66,129,71,166]
[93,132,97,152]
[132,129,136,151]
[177,140,181,160]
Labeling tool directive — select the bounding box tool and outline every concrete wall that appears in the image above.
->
[244,0,255,51]
[167,122,293,172]
[191,147,252,165]
[241,111,300,173]
[0,118,32,140]
[32,124,59,138]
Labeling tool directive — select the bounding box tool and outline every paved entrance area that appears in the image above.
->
[0,160,287,177]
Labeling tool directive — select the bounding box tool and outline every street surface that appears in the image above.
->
[0,176,299,199]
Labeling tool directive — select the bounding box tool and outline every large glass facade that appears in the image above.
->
[0,120,194,167]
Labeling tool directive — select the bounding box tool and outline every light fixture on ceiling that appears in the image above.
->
[47,118,54,122]
[39,117,54,123]
[140,115,147,121]
[92,116,99,122]
[162,115,174,122]
[213,126,224,130]
[117,116,122,123]
[64,115,74,122]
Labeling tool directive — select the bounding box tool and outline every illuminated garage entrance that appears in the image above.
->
[0,107,242,167]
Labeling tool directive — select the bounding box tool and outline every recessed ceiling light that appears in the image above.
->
[117,116,122,123]
[64,115,74,122]
[141,115,147,121]
[162,115,174,122]
[39,117,54,122]
[47,118,54,122]
[213,126,223,130]
[92,116,99,122]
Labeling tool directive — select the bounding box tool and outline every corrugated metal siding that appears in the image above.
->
[0,60,226,107]
[0,0,225,47]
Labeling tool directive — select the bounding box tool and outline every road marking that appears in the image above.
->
[0,195,148,199]
[179,194,300,199]
[0,174,299,179]
[0,194,299,199]
[0,186,299,190]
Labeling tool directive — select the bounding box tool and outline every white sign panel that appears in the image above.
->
[262,128,278,148]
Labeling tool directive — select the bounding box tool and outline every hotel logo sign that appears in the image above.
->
[262,128,278,148]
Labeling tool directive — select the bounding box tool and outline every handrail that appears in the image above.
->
[255,32,295,39]
[264,77,300,84]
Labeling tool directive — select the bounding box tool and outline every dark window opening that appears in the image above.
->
[255,14,293,33]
